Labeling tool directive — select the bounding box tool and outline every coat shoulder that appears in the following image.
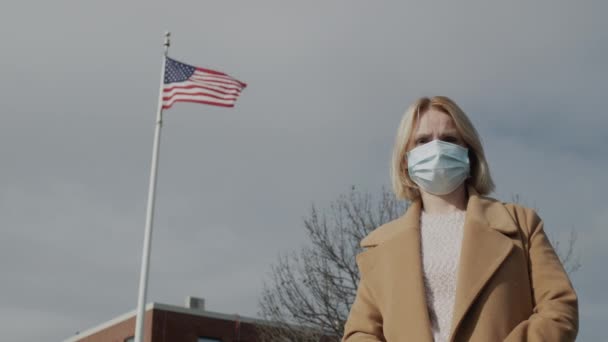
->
[356,217,404,276]
[500,201,540,237]
[502,201,533,214]
[359,217,405,248]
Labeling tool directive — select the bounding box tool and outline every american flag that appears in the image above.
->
[162,57,247,110]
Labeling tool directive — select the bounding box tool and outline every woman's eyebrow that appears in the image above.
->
[415,131,460,139]
[414,133,432,139]
[439,131,460,138]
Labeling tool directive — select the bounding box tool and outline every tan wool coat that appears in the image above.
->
[342,185,578,342]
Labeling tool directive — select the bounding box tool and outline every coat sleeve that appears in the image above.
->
[503,208,578,342]
[342,257,385,342]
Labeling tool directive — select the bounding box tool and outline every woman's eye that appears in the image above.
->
[416,138,427,145]
[443,136,457,143]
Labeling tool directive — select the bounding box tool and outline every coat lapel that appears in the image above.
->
[360,199,434,342]
[386,200,435,341]
[448,185,518,341]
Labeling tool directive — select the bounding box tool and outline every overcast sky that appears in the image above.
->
[1,0,606,340]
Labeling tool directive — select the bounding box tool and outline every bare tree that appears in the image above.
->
[258,187,580,341]
[257,186,406,341]
[551,228,581,274]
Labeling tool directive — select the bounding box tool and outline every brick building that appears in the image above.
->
[64,297,263,342]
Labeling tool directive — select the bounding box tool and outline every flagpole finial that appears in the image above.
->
[165,31,171,47]
[163,31,171,54]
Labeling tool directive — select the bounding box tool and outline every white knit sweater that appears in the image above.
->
[420,210,466,342]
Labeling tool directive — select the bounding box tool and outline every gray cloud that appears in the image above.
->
[0,0,606,340]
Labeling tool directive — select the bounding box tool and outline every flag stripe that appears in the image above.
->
[188,77,244,88]
[192,72,247,87]
[192,70,238,81]
[163,91,239,102]
[195,67,228,76]
[162,93,238,109]
[189,75,244,87]
[163,99,235,110]
[164,93,240,104]
[163,85,241,99]
[163,81,242,94]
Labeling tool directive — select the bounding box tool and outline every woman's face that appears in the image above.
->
[409,108,466,150]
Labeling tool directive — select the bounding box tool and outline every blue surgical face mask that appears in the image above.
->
[406,139,470,195]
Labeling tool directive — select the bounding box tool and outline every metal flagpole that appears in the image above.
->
[134,31,170,342]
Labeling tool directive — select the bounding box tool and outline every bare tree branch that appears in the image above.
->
[257,186,405,341]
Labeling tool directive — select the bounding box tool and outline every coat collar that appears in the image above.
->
[357,184,519,342]
[360,184,517,248]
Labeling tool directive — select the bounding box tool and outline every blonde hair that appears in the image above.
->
[390,96,495,200]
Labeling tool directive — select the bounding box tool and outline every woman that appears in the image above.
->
[342,96,578,341]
